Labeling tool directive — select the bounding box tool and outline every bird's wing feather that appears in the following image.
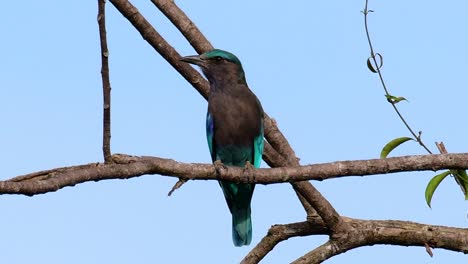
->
[253,122,264,168]
[206,111,216,162]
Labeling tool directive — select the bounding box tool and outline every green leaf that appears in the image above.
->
[380,137,413,158]
[385,94,408,104]
[451,169,468,199]
[366,53,383,73]
[425,171,451,208]
[367,57,377,73]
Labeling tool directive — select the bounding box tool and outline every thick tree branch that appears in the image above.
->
[242,217,468,264]
[3,153,468,196]
[291,218,468,264]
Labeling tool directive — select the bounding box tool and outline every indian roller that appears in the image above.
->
[181,49,264,246]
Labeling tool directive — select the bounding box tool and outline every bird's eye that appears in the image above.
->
[214,56,223,61]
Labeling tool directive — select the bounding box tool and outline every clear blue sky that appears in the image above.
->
[1,1,467,263]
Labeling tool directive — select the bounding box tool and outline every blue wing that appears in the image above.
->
[206,111,215,161]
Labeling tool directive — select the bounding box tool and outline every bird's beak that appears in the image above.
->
[180,55,205,67]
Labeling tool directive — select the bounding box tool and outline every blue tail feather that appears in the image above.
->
[232,205,252,246]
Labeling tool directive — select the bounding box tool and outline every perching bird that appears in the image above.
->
[181,49,264,246]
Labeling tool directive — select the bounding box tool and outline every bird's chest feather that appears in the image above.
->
[208,92,261,147]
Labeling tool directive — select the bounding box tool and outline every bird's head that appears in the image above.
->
[180,49,246,85]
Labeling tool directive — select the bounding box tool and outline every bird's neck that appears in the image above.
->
[208,77,248,96]
[202,64,247,93]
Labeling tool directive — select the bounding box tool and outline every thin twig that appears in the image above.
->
[98,0,112,162]
[167,178,187,196]
[363,0,468,199]
[363,0,432,154]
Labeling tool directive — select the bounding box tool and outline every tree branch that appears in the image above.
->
[97,0,112,163]
[109,0,209,98]
[242,217,468,264]
[241,221,328,264]
[292,218,468,264]
[151,0,213,54]
[291,182,344,233]
[3,153,468,196]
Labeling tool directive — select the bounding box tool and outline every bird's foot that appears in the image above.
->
[214,160,227,178]
[243,161,256,184]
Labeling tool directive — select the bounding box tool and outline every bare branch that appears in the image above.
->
[241,221,328,264]
[242,216,468,264]
[292,241,339,264]
[3,153,468,196]
[167,178,187,196]
[292,218,468,263]
[97,0,112,162]
[262,142,288,167]
[151,0,212,54]
[263,115,300,166]
[292,183,344,233]
[109,0,210,99]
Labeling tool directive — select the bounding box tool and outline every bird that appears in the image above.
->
[181,49,264,246]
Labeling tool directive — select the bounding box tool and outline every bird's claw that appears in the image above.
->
[214,160,227,178]
[243,161,256,184]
